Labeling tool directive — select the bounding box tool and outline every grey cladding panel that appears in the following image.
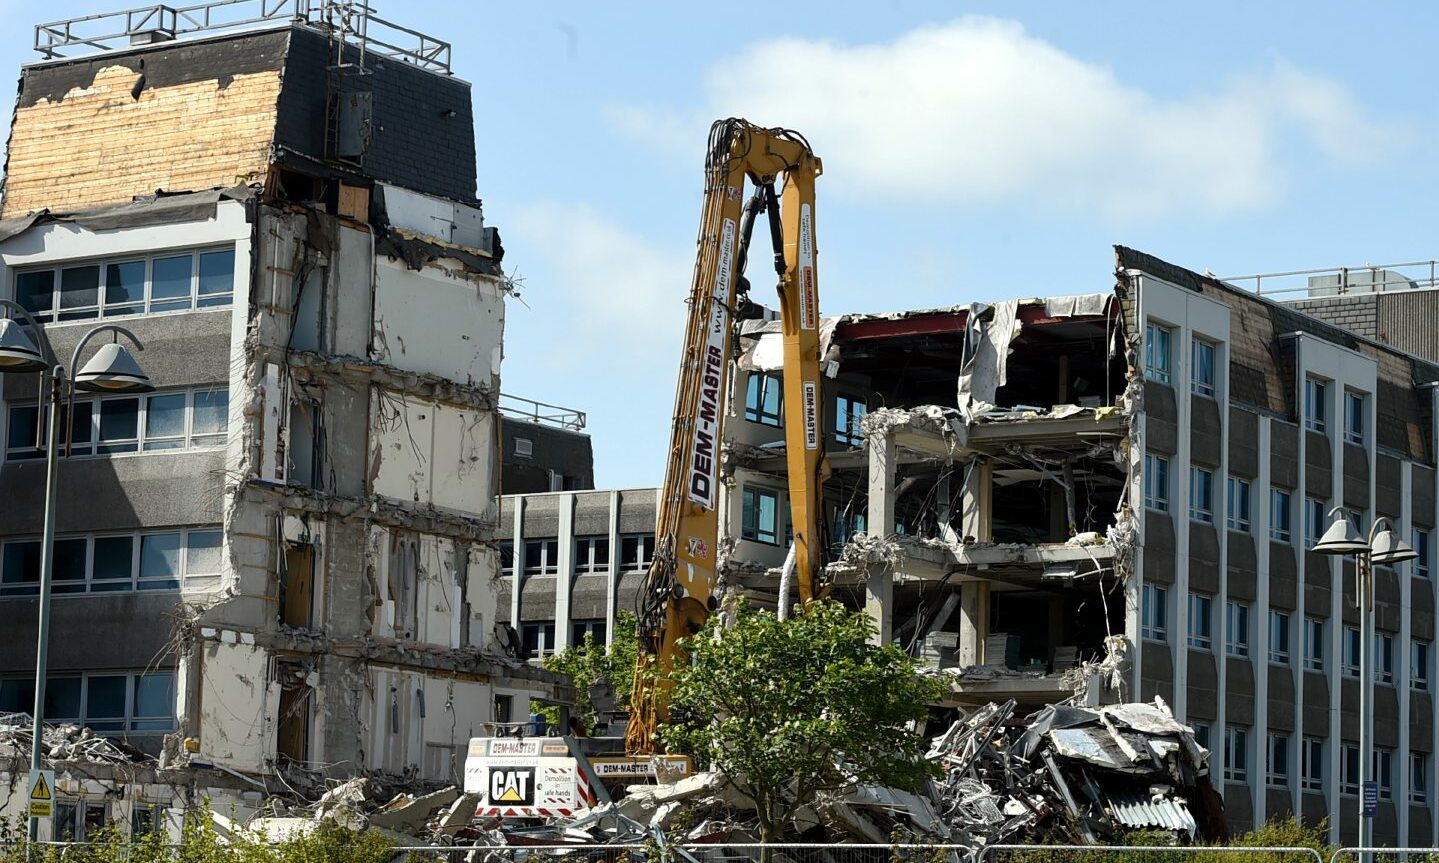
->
[1185,651,1217,719]
[1270,422,1300,489]
[0,591,177,672]
[1229,407,1259,478]
[1267,668,1295,728]
[1225,658,1255,724]
[1189,522,1220,593]
[1190,396,1221,466]
[1342,444,1369,511]
[1227,536,1257,602]
[1375,454,1402,519]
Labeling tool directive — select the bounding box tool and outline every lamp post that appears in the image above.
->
[0,302,153,842]
[1313,507,1416,860]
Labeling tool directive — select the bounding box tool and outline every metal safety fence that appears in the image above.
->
[979,846,1325,863]
[1329,849,1439,863]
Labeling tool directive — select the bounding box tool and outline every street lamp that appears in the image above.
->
[1313,507,1416,858]
[0,302,152,841]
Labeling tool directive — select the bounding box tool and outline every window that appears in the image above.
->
[1301,738,1324,791]
[1191,338,1217,397]
[1304,498,1327,549]
[1375,748,1394,799]
[1188,594,1213,650]
[1227,477,1251,532]
[1189,467,1214,523]
[1344,626,1361,677]
[1342,744,1360,795]
[1303,617,1325,672]
[1224,726,1250,782]
[1304,377,1328,434]
[1414,640,1431,691]
[132,803,165,838]
[1144,454,1170,512]
[1376,632,1395,683]
[13,247,234,322]
[1269,610,1291,665]
[1412,752,1430,804]
[523,540,560,576]
[1191,722,1211,750]
[1270,490,1293,542]
[1145,323,1173,384]
[1267,733,1290,787]
[1344,391,1365,445]
[54,800,108,842]
[1226,601,1250,657]
[571,619,607,646]
[834,395,868,447]
[1141,584,1168,642]
[619,534,656,571]
[745,372,783,427]
[5,387,229,461]
[498,541,515,577]
[0,528,221,595]
[1415,529,1431,579]
[0,670,174,734]
[513,437,533,458]
[573,536,610,574]
[742,486,781,545]
[829,506,868,556]
[520,621,556,659]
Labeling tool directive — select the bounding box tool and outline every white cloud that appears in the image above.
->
[616,17,1404,219]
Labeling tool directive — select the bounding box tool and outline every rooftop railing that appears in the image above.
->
[34,0,451,74]
[499,394,588,432]
[1220,259,1439,301]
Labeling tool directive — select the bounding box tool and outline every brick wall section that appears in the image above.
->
[0,30,288,217]
[1289,295,1379,340]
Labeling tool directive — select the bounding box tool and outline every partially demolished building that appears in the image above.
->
[506,247,1439,845]
[0,3,565,835]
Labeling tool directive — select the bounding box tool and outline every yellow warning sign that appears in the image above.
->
[28,769,54,819]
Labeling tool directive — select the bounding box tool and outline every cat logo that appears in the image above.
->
[488,768,535,806]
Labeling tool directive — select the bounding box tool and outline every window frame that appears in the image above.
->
[742,486,783,546]
[1270,489,1293,542]
[1414,528,1431,580]
[1266,732,1290,788]
[5,386,229,462]
[522,539,561,577]
[1344,626,1361,678]
[619,534,656,571]
[12,246,236,323]
[1376,632,1395,683]
[0,670,174,734]
[1412,752,1430,804]
[573,536,610,575]
[1304,376,1328,434]
[1226,600,1251,658]
[1227,476,1251,532]
[1190,337,1217,397]
[1144,454,1170,513]
[1413,640,1431,692]
[1376,748,1394,799]
[0,528,222,596]
[1303,616,1325,672]
[1269,610,1291,665]
[833,394,868,447]
[1187,593,1213,650]
[1141,584,1168,642]
[1343,390,1365,445]
[1224,726,1249,782]
[1304,497,1327,550]
[744,372,784,428]
[1144,322,1173,385]
[1342,744,1360,795]
[1189,466,1215,524]
[1301,737,1324,791]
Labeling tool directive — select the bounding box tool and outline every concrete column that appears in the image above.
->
[553,493,576,651]
[605,489,620,649]
[865,429,897,645]
[960,458,993,542]
[509,495,525,631]
[958,581,991,667]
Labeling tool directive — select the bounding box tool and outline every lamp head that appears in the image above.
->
[0,318,46,373]
[1312,516,1368,556]
[73,343,153,393]
[1371,528,1418,566]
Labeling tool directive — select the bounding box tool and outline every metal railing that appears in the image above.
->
[500,393,588,432]
[1219,260,1439,301]
[1329,848,1439,863]
[981,847,1325,863]
[33,0,452,73]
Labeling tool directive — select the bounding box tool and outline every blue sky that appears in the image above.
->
[2,1,1437,488]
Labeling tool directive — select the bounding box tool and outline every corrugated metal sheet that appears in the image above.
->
[1105,788,1196,837]
[1379,292,1439,364]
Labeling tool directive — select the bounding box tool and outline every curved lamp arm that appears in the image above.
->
[0,298,58,366]
[69,324,146,375]
[67,325,147,456]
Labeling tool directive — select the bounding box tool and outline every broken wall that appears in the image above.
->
[367,525,498,650]
[370,393,498,517]
[371,257,504,388]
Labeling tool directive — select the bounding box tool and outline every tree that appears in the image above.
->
[536,612,639,733]
[658,600,943,844]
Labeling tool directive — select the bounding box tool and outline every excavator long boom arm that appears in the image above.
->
[626,119,825,755]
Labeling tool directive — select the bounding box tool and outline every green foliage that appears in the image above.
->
[985,816,1336,863]
[534,611,640,734]
[658,600,945,842]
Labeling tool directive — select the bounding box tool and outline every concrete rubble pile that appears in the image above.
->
[0,713,150,765]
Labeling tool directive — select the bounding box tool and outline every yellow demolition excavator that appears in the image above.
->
[625,118,829,755]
